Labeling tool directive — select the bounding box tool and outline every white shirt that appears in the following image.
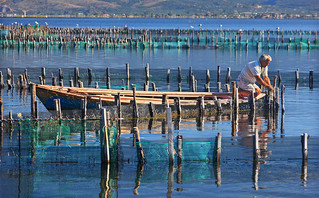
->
[237,60,268,84]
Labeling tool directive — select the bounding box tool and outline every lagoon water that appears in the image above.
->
[0,18,319,197]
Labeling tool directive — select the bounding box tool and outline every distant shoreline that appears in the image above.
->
[1,15,318,20]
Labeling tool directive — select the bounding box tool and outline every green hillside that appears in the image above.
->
[1,0,318,17]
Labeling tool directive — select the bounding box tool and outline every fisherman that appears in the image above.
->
[237,54,274,98]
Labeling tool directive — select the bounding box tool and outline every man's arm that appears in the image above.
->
[255,75,274,91]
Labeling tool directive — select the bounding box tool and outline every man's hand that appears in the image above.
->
[255,75,274,92]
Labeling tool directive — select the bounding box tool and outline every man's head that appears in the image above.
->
[259,54,272,67]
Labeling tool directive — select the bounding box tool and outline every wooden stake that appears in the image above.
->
[188,66,192,84]
[41,67,46,84]
[106,67,111,89]
[69,79,74,87]
[253,130,260,159]
[309,70,313,89]
[34,100,38,120]
[81,97,87,120]
[248,89,255,112]
[215,132,221,163]
[174,97,181,116]
[126,63,130,83]
[226,67,231,84]
[133,127,145,164]
[217,65,221,82]
[52,77,57,86]
[281,85,285,113]
[30,83,36,119]
[177,135,183,164]
[74,67,80,84]
[132,85,138,118]
[178,66,182,83]
[58,68,63,81]
[295,68,299,84]
[206,69,210,84]
[148,102,154,117]
[145,63,150,82]
[100,108,110,164]
[0,100,3,120]
[167,107,174,165]
[88,68,93,81]
[217,82,222,92]
[0,71,4,88]
[54,99,62,119]
[301,133,309,160]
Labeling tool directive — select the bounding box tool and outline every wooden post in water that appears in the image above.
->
[281,85,285,113]
[217,65,221,82]
[226,67,231,84]
[79,81,83,88]
[148,102,154,117]
[188,66,192,84]
[178,66,182,83]
[132,85,138,118]
[52,77,57,86]
[248,90,255,112]
[81,97,87,120]
[117,93,122,119]
[0,71,4,88]
[126,63,130,83]
[217,82,222,92]
[7,68,12,86]
[133,127,145,164]
[54,99,62,119]
[301,133,309,181]
[301,133,309,160]
[277,70,281,86]
[58,68,63,82]
[178,82,182,92]
[88,68,92,82]
[167,107,174,165]
[145,63,150,82]
[8,110,13,121]
[167,69,170,84]
[0,100,3,121]
[295,68,299,88]
[224,84,230,92]
[197,96,205,116]
[106,67,111,89]
[174,97,181,116]
[275,87,280,110]
[253,129,260,159]
[30,83,36,119]
[309,70,313,89]
[191,75,195,92]
[214,96,222,112]
[34,101,38,120]
[100,108,110,164]
[151,82,156,91]
[74,67,80,86]
[41,67,46,84]
[69,79,74,87]
[215,132,221,163]
[206,69,210,85]
[177,135,183,165]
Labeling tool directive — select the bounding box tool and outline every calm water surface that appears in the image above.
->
[0,18,318,197]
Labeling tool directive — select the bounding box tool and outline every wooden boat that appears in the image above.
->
[34,83,265,111]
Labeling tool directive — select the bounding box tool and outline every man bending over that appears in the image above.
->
[237,54,274,98]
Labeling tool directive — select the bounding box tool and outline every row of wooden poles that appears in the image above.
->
[2,24,317,41]
[1,24,318,49]
[0,64,315,120]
